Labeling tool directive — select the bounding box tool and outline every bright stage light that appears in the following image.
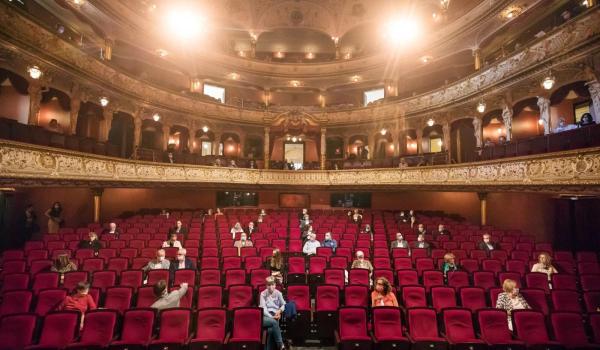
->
[166,8,206,40]
[383,17,421,46]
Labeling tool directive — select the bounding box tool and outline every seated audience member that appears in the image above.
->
[496,279,531,331]
[159,209,170,219]
[229,159,238,168]
[554,117,577,133]
[390,232,409,250]
[300,214,311,232]
[531,252,558,280]
[170,248,195,277]
[411,234,430,251]
[168,220,188,237]
[351,250,374,273]
[301,224,314,242]
[349,209,363,224]
[51,254,77,283]
[579,112,596,127]
[298,208,308,222]
[102,222,121,237]
[416,223,427,235]
[230,222,244,239]
[247,221,257,236]
[362,224,374,241]
[78,232,101,253]
[234,232,253,255]
[162,232,183,249]
[257,214,264,223]
[302,233,320,256]
[441,253,459,277]
[143,249,170,272]
[214,207,224,219]
[437,224,451,237]
[397,211,408,223]
[267,248,284,284]
[150,280,189,310]
[498,135,508,145]
[477,233,499,252]
[259,208,267,217]
[260,277,287,350]
[484,138,494,147]
[47,118,62,133]
[321,232,338,252]
[58,281,96,328]
[372,277,398,307]
[410,214,416,228]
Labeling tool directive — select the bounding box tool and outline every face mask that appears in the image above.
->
[178,255,185,261]
[158,256,164,262]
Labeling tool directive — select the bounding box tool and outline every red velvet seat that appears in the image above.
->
[0,273,30,293]
[401,286,426,309]
[0,290,32,316]
[397,270,418,287]
[371,307,410,350]
[25,311,79,349]
[431,286,457,312]
[551,312,600,349]
[406,308,446,350]
[109,308,155,349]
[227,284,253,310]
[477,309,526,349]
[336,307,372,350]
[103,287,132,313]
[67,310,118,349]
[0,313,37,350]
[512,310,562,350]
[148,308,191,350]
[316,284,340,339]
[344,284,369,307]
[442,308,486,350]
[189,308,226,350]
[551,290,582,313]
[227,307,262,350]
[458,287,487,312]
[32,272,60,294]
[225,269,246,289]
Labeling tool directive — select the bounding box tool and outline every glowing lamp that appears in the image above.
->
[427,118,435,127]
[542,74,556,90]
[152,113,160,122]
[477,101,486,114]
[202,126,209,133]
[27,66,42,80]
[99,97,109,107]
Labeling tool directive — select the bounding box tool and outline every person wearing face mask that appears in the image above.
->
[230,222,244,240]
[143,249,170,272]
[302,233,320,256]
[436,224,451,238]
[351,250,373,273]
[234,232,253,256]
[162,233,183,249]
[101,222,121,238]
[371,277,398,307]
[411,234,430,253]
[151,280,189,310]
[361,224,374,241]
[247,221,257,236]
[321,232,338,252]
[397,211,408,223]
[477,233,499,252]
[416,223,427,236]
[170,248,195,280]
[260,277,287,350]
[496,279,530,331]
[78,232,101,254]
[390,232,409,250]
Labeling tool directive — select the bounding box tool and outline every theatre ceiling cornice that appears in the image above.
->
[1,141,600,195]
[0,5,599,127]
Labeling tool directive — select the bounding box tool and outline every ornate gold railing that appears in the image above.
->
[1,140,599,193]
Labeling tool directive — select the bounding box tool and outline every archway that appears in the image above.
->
[512,98,542,140]
[451,118,476,163]
[108,111,134,158]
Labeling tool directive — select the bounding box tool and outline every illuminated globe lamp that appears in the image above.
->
[542,73,556,90]
[99,97,109,107]
[152,113,161,122]
[477,100,486,114]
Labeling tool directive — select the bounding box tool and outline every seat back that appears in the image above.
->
[402,286,426,308]
[459,287,487,312]
[136,286,156,308]
[35,288,67,316]
[324,268,346,290]
[431,286,457,312]
[286,285,310,311]
[338,307,369,341]
[78,310,117,346]
[36,311,79,347]
[119,308,155,344]
[513,310,550,345]
[347,268,370,286]
[316,284,340,311]
[231,307,262,341]
[372,307,403,341]
[227,285,253,310]
[344,285,369,307]
[442,308,477,343]
[200,269,221,286]
[477,309,513,344]
[195,308,226,342]
[0,290,32,316]
[157,308,191,342]
[407,308,441,339]
[103,287,133,313]
[0,313,37,349]
[550,312,592,348]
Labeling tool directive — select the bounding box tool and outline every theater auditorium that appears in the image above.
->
[0,0,599,349]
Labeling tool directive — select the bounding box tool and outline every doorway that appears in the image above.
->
[284,142,304,169]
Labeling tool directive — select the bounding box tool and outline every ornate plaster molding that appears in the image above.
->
[0,6,598,126]
[1,141,599,193]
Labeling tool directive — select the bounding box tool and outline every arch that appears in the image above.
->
[168,124,190,152]
[244,134,263,158]
[76,101,102,139]
[0,68,29,124]
[512,97,542,140]
[374,132,393,159]
[221,132,241,157]
[404,129,418,155]
[549,80,593,129]
[141,119,163,151]
[108,111,134,158]
[451,118,476,163]
[481,109,504,145]
[422,125,443,153]
[326,136,344,159]
[38,88,70,133]
[347,134,368,157]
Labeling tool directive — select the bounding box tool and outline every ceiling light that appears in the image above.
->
[542,73,556,90]
[202,126,209,133]
[166,7,206,40]
[501,5,523,20]
[27,65,42,79]
[228,73,240,80]
[497,128,503,135]
[290,80,301,87]
[274,51,285,59]
[99,97,109,107]
[305,52,315,59]
[380,128,387,135]
[292,137,298,142]
[156,49,169,58]
[286,136,291,141]
[427,118,435,127]
[350,75,361,83]
[152,113,160,122]
[477,100,486,113]
[383,17,421,46]
[298,137,302,141]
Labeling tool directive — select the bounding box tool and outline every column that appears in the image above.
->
[333,37,340,60]
[473,48,481,71]
[264,127,270,169]
[586,80,600,120]
[69,95,81,135]
[367,133,376,160]
[92,188,104,224]
[537,96,551,135]
[250,39,257,58]
[319,90,326,108]
[478,192,488,226]
[502,103,513,141]
[133,115,142,150]
[416,128,423,154]
[442,121,451,161]
[103,38,113,61]
[473,117,483,148]
[101,106,115,142]
[320,128,326,170]
[162,123,171,150]
[264,89,271,107]
[27,82,42,125]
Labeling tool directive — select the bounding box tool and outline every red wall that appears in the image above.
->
[13,187,554,241]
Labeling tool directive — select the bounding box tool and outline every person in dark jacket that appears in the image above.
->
[477,233,499,252]
[78,232,101,253]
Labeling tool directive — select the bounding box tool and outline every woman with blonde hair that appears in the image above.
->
[441,252,459,277]
[371,277,398,307]
[496,279,530,331]
[531,252,558,280]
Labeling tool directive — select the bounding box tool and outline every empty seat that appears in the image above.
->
[316,284,340,339]
[348,269,370,287]
[344,285,369,307]
[525,272,550,293]
[447,271,470,289]
[200,269,221,286]
[228,307,263,350]
[551,312,600,349]
[397,270,419,287]
[371,307,410,350]
[324,268,346,290]
[422,270,444,292]
[224,269,246,289]
[477,309,526,349]
[0,290,33,316]
[581,274,600,292]
[189,308,226,350]
[336,307,372,350]
[551,290,582,313]
[136,286,156,308]
[109,308,155,349]
[442,308,486,350]
[119,270,143,290]
[552,274,577,291]
[34,288,67,316]
[401,286,426,309]
[406,308,446,350]
[431,287,457,312]
[103,287,133,313]
[67,310,118,349]
[0,273,30,293]
[473,271,496,290]
[227,284,253,310]
[0,313,37,350]
[458,287,486,312]
[197,285,223,310]
[148,308,191,350]
[520,288,549,315]
[25,310,79,349]
[512,310,562,350]
[584,291,600,313]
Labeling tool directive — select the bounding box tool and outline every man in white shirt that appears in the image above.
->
[162,233,183,249]
[143,249,170,272]
[302,233,320,256]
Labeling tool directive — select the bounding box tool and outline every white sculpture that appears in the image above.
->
[502,104,513,141]
[472,117,482,148]
[537,96,551,135]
